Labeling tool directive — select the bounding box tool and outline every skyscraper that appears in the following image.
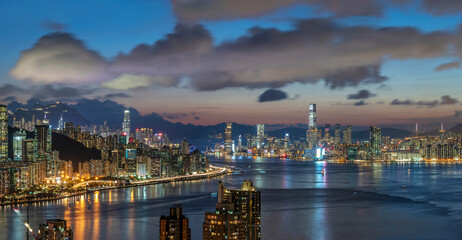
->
[224,123,233,153]
[204,181,261,240]
[35,124,52,176]
[159,205,191,240]
[13,130,26,161]
[343,125,352,144]
[256,124,265,149]
[369,127,382,158]
[308,103,317,130]
[0,105,7,162]
[58,114,64,130]
[122,109,130,144]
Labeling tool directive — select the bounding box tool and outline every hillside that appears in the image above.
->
[52,132,101,170]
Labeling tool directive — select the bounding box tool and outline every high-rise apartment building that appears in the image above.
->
[122,109,130,144]
[203,181,261,240]
[159,205,191,240]
[343,125,352,144]
[369,127,382,157]
[13,130,26,161]
[0,105,8,162]
[37,219,73,240]
[256,124,265,149]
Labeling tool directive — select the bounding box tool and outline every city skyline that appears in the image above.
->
[1,1,462,126]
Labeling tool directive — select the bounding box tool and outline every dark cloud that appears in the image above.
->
[390,95,458,108]
[422,0,462,15]
[453,110,462,118]
[163,112,188,119]
[171,0,385,22]
[32,85,90,100]
[0,84,25,95]
[441,95,458,105]
[258,89,288,102]
[435,61,460,72]
[101,93,131,100]
[348,89,377,99]
[194,116,200,120]
[42,20,67,31]
[171,0,462,21]
[354,100,367,106]
[113,19,457,91]
[1,96,17,102]
[11,32,109,84]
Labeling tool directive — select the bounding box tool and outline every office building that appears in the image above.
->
[256,124,265,149]
[37,219,73,240]
[159,205,191,240]
[122,109,130,144]
[13,130,26,161]
[224,123,233,153]
[369,127,382,157]
[0,105,7,162]
[308,103,317,130]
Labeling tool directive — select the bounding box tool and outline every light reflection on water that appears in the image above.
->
[1,157,462,240]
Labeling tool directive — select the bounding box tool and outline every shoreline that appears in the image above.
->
[0,165,229,207]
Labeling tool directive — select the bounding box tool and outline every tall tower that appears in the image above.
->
[256,124,265,149]
[224,123,233,153]
[343,125,352,144]
[308,103,317,130]
[0,105,7,162]
[58,114,64,130]
[369,127,382,158]
[122,109,130,144]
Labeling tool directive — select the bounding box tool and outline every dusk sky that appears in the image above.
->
[2,0,462,127]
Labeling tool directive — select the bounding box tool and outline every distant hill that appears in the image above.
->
[52,132,101,170]
[352,128,413,140]
[449,123,462,134]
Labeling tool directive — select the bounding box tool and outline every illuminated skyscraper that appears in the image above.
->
[369,127,382,157]
[160,205,191,240]
[0,105,7,162]
[58,114,64,130]
[334,124,341,144]
[203,181,260,240]
[256,124,265,149]
[35,124,52,175]
[343,125,352,144]
[13,130,26,161]
[224,123,233,153]
[122,109,130,144]
[308,104,317,130]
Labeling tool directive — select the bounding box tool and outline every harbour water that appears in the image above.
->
[1,157,462,240]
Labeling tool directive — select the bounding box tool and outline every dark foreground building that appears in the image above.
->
[203,180,261,240]
[37,219,73,240]
[159,205,191,240]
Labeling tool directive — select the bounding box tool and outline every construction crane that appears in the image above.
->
[13,208,38,240]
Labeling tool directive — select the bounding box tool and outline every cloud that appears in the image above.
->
[1,96,17,102]
[101,93,131,100]
[354,100,367,106]
[435,61,461,71]
[390,95,458,108]
[32,84,92,100]
[441,95,458,105]
[0,84,25,95]
[163,112,188,119]
[347,89,377,100]
[171,0,462,21]
[171,0,386,22]
[114,19,457,91]
[258,89,288,102]
[42,20,67,31]
[194,116,200,120]
[10,32,109,84]
[101,74,179,90]
[453,110,462,118]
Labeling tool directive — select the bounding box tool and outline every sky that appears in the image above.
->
[1,0,462,128]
